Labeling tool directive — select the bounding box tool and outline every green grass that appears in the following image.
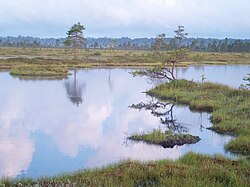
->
[129,129,200,148]
[1,152,249,186]
[147,79,250,155]
[10,65,69,78]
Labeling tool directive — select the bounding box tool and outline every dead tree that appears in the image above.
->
[131,49,188,81]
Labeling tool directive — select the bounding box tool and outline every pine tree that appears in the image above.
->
[151,33,168,51]
[174,26,188,49]
[64,22,86,59]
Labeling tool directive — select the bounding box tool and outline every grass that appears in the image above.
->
[147,79,250,155]
[1,152,249,186]
[188,52,250,64]
[10,65,69,78]
[0,48,250,71]
[1,48,249,77]
[129,129,200,148]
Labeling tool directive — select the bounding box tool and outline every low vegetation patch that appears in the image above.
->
[129,129,200,148]
[1,152,249,186]
[10,65,69,78]
[147,79,250,155]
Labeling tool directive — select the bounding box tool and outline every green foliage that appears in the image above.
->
[64,22,86,48]
[243,73,250,87]
[239,74,250,90]
[64,22,86,59]
[151,33,168,51]
[174,26,188,49]
[148,80,250,155]
[67,22,85,36]
[129,69,148,77]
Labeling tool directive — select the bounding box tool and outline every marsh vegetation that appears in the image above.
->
[0,47,250,71]
[148,79,250,155]
[1,152,249,186]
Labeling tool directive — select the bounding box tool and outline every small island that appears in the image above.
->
[129,129,200,148]
[10,65,69,79]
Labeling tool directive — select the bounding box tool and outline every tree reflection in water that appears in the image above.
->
[108,69,113,92]
[130,101,188,134]
[64,70,86,107]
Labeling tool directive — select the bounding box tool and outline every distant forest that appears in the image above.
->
[0,36,250,52]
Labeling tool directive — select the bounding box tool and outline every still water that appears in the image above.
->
[0,65,249,179]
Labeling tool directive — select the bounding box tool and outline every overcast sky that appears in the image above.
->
[0,0,249,39]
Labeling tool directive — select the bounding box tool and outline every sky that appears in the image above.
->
[0,0,249,39]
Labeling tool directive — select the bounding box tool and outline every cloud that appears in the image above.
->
[0,0,249,38]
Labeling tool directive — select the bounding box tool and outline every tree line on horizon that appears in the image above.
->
[0,35,250,53]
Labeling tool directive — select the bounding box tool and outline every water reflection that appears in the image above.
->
[0,118,34,178]
[11,75,67,81]
[0,66,247,179]
[198,112,206,132]
[130,101,188,134]
[108,69,113,92]
[177,64,250,88]
[64,70,86,106]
